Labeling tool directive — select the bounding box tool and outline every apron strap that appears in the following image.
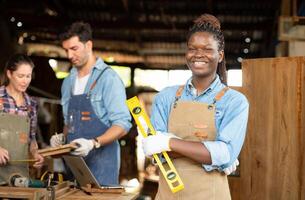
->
[172,85,229,107]
[175,85,184,98]
[212,87,229,104]
[173,85,184,108]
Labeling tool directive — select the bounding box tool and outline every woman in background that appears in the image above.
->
[0,54,44,168]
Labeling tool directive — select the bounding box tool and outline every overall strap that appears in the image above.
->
[87,67,110,97]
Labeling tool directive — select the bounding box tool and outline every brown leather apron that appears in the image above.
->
[155,86,231,200]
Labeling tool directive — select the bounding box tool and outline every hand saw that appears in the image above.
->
[126,96,184,193]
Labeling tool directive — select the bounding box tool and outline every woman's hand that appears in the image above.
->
[0,147,9,165]
[32,152,44,168]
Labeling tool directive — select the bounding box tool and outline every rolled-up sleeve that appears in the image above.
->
[203,93,249,171]
[102,71,131,132]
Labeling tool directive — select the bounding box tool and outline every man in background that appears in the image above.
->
[50,22,131,185]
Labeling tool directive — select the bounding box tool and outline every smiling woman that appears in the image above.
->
[0,54,44,168]
[141,14,249,200]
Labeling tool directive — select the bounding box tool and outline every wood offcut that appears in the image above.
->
[37,143,78,157]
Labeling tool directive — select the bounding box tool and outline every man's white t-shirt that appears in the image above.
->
[74,74,90,95]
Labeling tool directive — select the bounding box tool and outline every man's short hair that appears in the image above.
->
[59,21,92,43]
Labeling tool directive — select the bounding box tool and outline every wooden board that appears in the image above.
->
[37,143,78,157]
[0,181,70,200]
[57,189,138,200]
[0,187,48,200]
[228,56,305,200]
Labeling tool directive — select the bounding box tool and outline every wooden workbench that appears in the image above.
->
[0,186,48,199]
[0,186,138,200]
[57,189,138,200]
[0,178,138,200]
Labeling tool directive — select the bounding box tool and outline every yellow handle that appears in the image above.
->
[126,96,184,193]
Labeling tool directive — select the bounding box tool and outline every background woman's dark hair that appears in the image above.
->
[1,54,35,86]
[59,21,92,43]
[186,14,227,84]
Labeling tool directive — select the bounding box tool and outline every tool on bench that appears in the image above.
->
[40,171,64,183]
[126,96,184,193]
[46,173,55,200]
[9,174,45,188]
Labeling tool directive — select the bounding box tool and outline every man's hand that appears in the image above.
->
[71,138,94,157]
[50,133,65,147]
[142,132,177,156]
[32,152,44,169]
[223,159,239,175]
[0,147,9,165]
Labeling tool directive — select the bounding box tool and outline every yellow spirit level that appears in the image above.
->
[126,96,184,193]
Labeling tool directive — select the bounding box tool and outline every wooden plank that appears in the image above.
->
[300,58,305,200]
[0,186,48,199]
[228,56,305,200]
[56,189,79,199]
[57,190,138,200]
[0,182,71,200]
[0,185,138,200]
[37,143,78,157]
[54,181,72,198]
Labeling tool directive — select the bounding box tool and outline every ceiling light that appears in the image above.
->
[245,37,251,43]
[48,59,58,69]
[30,35,36,40]
[45,8,58,16]
[10,17,15,22]
[17,21,22,27]
[237,57,243,63]
[243,48,249,54]
[105,56,115,63]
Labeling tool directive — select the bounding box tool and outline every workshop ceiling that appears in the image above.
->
[1,0,281,70]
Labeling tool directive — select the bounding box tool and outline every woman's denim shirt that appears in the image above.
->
[151,76,249,171]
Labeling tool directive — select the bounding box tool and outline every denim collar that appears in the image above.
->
[69,57,106,76]
[185,75,221,97]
